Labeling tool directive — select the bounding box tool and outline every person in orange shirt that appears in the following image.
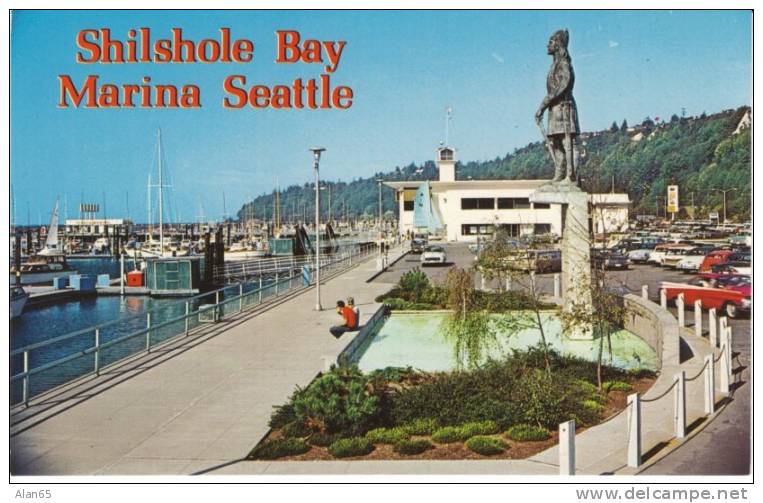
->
[330,300,357,339]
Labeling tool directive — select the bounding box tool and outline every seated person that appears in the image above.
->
[329,300,357,339]
[347,297,360,327]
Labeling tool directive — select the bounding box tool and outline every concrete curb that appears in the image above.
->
[366,247,410,283]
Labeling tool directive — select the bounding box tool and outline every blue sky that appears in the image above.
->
[10,10,751,224]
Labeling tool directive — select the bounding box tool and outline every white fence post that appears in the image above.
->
[674,370,686,439]
[627,393,641,468]
[505,277,511,292]
[641,284,648,300]
[725,326,733,377]
[660,289,667,310]
[709,308,718,348]
[719,331,730,395]
[694,300,702,338]
[559,420,575,475]
[704,354,715,415]
[481,274,486,291]
[554,274,561,298]
[677,294,685,327]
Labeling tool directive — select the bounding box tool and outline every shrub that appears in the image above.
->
[402,418,439,436]
[581,400,605,414]
[290,365,381,435]
[308,432,340,447]
[393,439,433,455]
[505,424,551,442]
[465,436,509,456]
[603,380,632,392]
[281,420,311,438]
[573,379,599,396]
[399,268,430,302]
[327,437,375,458]
[431,426,469,444]
[269,402,298,429]
[248,438,310,460]
[461,420,500,436]
[383,298,438,311]
[365,427,409,444]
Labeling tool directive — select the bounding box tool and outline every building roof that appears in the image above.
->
[383,179,548,190]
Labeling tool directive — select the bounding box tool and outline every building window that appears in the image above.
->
[533,202,551,209]
[461,198,495,210]
[403,200,414,211]
[461,224,494,236]
[534,224,552,235]
[497,197,531,209]
[439,148,454,161]
[497,224,521,237]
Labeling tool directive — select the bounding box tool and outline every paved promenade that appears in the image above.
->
[10,245,733,476]
[11,249,404,475]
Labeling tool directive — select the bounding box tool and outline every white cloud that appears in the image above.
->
[608,40,619,48]
[491,52,505,64]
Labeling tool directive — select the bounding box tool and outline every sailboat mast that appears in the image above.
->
[157,128,164,252]
[147,173,152,240]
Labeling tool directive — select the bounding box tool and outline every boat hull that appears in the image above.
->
[10,269,77,286]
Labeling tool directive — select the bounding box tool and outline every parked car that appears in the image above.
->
[711,262,751,276]
[699,249,735,273]
[503,249,561,273]
[410,238,428,254]
[660,278,751,318]
[662,244,701,268]
[592,249,629,270]
[674,246,718,273]
[420,245,447,266]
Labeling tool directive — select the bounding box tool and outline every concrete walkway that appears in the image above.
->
[10,246,731,476]
[11,248,406,475]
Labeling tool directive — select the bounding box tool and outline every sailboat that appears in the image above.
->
[10,286,28,319]
[10,199,78,285]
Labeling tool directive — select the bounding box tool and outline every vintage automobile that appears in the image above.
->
[674,246,718,273]
[503,249,561,273]
[420,245,447,266]
[592,249,629,270]
[410,238,428,254]
[662,243,703,268]
[660,277,751,318]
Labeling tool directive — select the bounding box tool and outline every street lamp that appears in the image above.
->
[376,179,383,230]
[310,147,325,311]
[713,188,737,223]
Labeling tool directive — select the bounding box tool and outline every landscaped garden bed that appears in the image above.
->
[247,350,655,461]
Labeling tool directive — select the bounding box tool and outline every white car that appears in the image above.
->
[627,248,652,264]
[420,245,447,266]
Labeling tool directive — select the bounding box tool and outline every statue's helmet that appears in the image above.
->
[550,29,569,49]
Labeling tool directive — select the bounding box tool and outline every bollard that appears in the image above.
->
[719,335,730,395]
[704,354,715,415]
[694,300,702,339]
[719,316,728,342]
[120,253,125,296]
[505,277,512,292]
[627,393,641,468]
[676,294,685,327]
[660,289,667,310]
[641,284,648,300]
[559,420,575,475]
[554,274,561,298]
[725,326,733,376]
[481,274,486,291]
[709,308,718,348]
[215,291,220,322]
[674,370,686,439]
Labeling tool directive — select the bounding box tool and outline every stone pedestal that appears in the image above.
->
[530,182,593,340]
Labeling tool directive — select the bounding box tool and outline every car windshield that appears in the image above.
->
[426,246,444,253]
[717,276,750,287]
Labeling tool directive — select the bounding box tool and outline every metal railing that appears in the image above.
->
[10,245,377,408]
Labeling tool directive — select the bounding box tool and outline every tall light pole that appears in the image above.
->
[713,188,737,223]
[377,179,383,230]
[311,147,325,311]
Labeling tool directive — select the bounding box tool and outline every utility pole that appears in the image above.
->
[310,147,325,311]
[714,188,737,223]
[377,178,383,230]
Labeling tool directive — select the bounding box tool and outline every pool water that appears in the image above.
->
[352,312,658,372]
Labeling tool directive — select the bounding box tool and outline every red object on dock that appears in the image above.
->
[126,271,144,287]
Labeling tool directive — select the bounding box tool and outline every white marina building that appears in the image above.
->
[384,146,630,242]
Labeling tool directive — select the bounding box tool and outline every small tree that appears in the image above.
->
[610,121,619,133]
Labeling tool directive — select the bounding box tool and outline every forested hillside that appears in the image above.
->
[238,106,750,223]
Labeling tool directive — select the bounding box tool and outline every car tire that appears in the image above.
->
[724,302,739,319]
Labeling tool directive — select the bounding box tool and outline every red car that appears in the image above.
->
[661,277,751,319]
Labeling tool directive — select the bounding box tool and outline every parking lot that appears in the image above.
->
[377,240,751,474]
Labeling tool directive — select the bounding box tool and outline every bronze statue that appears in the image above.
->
[535,29,580,184]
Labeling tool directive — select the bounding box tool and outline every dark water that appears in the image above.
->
[9,277,291,405]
